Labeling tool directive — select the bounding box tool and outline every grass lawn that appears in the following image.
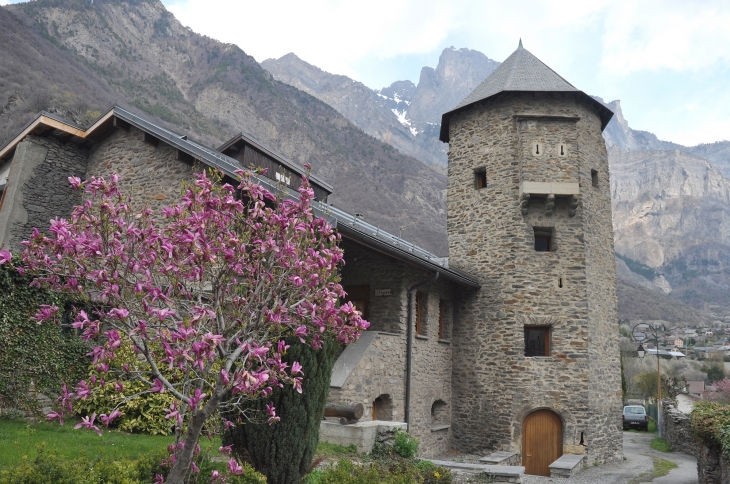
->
[0,418,176,468]
[313,441,358,460]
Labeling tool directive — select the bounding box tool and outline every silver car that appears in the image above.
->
[622,405,649,431]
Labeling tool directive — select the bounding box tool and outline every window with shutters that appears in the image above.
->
[416,292,426,336]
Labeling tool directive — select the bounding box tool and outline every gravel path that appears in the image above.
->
[442,431,697,484]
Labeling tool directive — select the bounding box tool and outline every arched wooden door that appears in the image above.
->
[522,409,563,476]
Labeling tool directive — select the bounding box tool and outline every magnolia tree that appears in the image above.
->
[11,169,368,482]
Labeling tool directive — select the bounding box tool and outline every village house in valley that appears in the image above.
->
[0,44,622,477]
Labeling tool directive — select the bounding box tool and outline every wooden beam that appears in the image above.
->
[143,132,159,147]
[177,150,195,164]
[113,116,131,132]
[38,115,86,138]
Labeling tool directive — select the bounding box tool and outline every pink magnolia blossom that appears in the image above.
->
[22,170,369,480]
[228,459,244,475]
[75,413,102,436]
[0,249,11,265]
[99,409,123,427]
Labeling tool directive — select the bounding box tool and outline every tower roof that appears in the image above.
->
[439,44,613,142]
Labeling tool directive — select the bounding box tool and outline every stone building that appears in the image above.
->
[0,44,622,476]
[439,42,622,470]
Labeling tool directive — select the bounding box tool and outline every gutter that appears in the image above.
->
[405,271,439,433]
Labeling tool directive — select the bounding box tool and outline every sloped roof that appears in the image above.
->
[0,106,480,288]
[439,44,613,142]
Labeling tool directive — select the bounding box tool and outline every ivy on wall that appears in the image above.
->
[0,260,89,415]
[691,401,730,456]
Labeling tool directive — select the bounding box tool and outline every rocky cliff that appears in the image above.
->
[611,147,730,313]
[263,47,499,167]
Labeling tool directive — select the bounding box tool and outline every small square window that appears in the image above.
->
[525,326,551,357]
[534,227,553,252]
[475,169,487,189]
[591,169,599,188]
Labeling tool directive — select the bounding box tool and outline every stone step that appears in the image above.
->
[549,454,585,478]
[479,451,520,466]
[428,460,524,483]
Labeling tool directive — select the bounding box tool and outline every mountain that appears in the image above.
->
[260,53,439,167]
[610,147,730,314]
[0,0,719,322]
[0,3,124,143]
[1,0,449,255]
[264,44,729,322]
[263,47,500,167]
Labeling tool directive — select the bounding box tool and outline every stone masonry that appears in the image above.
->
[446,91,622,464]
[0,136,87,251]
[86,126,196,212]
[333,240,463,457]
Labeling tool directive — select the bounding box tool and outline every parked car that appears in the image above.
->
[622,405,649,431]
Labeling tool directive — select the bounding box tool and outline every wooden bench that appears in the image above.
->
[549,454,585,478]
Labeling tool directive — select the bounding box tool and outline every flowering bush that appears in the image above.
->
[10,168,368,481]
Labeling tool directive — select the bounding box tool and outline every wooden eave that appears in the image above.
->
[0,114,86,162]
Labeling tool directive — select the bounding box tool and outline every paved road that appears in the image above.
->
[522,431,697,484]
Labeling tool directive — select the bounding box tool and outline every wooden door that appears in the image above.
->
[522,409,562,476]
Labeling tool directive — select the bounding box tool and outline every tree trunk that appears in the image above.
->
[166,392,222,483]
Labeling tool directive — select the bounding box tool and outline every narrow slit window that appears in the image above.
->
[475,169,487,189]
[591,169,599,188]
[534,227,553,252]
[525,326,551,357]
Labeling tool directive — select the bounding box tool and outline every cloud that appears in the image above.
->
[599,1,730,76]
[168,0,457,81]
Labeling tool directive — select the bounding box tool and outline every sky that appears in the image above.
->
[3,0,730,146]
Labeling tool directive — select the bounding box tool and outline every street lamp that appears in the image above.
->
[633,323,663,437]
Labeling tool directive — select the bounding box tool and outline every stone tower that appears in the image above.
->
[440,43,623,469]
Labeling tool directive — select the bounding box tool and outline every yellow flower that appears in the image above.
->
[435,472,440,478]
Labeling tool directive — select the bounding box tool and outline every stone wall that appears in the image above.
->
[410,275,456,457]
[0,136,87,251]
[335,240,461,457]
[446,92,622,464]
[662,400,697,457]
[86,126,196,212]
[698,444,730,484]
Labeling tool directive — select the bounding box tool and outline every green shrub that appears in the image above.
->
[0,444,267,484]
[74,341,178,435]
[393,429,419,459]
[692,401,730,456]
[223,338,338,484]
[303,458,450,484]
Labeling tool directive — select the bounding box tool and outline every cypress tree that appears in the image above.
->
[223,337,338,484]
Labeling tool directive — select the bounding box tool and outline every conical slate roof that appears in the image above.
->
[439,43,613,142]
